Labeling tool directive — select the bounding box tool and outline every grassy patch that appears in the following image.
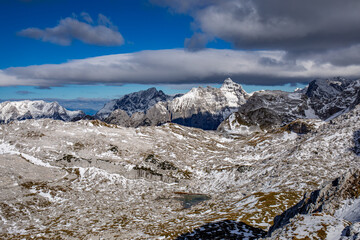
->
[73,142,85,151]
[233,191,303,229]
[24,131,45,138]
[90,120,116,128]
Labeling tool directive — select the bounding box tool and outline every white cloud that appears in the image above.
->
[18,13,124,46]
[1,49,360,87]
[80,12,93,24]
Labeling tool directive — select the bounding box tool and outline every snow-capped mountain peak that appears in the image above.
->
[220,78,248,107]
[95,87,175,119]
[0,100,84,123]
[169,78,248,112]
[220,78,244,91]
[220,78,247,94]
[104,78,249,130]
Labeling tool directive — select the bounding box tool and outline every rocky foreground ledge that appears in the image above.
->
[268,169,360,239]
[175,169,360,239]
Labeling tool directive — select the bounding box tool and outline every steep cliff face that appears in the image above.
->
[306,77,360,120]
[0,100,84,123]
[105,101,171,127]
[95,87,175,120]
[103,109,130,126]
[166,78,249,130]
[218,90,308,133]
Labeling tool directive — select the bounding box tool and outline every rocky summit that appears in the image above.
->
[95,87,178,120]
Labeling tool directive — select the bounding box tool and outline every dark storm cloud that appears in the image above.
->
[184,33,211,51]
[18,13,124,46]
[151,0,360,56]
[303,44,360,67]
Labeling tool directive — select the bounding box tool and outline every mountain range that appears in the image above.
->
[102,78,249,130]
[1,77,359,134]
[97,77,360,131]
[94,87,179,119]
[219,77,360,134]
[1,76,360,238]
[0,98,359,239]
[0,100,84,124]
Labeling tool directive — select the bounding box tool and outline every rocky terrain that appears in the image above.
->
[178,168,360,239]
[3,78,358,133]
[306,77,360,120]
[99,77,360,132]
[0,100,84,124]
[219,77,360,133]
[0,100,359,239]
[105,78,249,130]
[1,77,360,239]
[268,168,360,239]
[95,87,179,120]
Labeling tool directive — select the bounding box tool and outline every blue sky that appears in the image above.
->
[0,0,195,68]
[1,0,360,113]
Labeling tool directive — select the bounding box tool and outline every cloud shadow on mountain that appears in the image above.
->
[171,112,223,130]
